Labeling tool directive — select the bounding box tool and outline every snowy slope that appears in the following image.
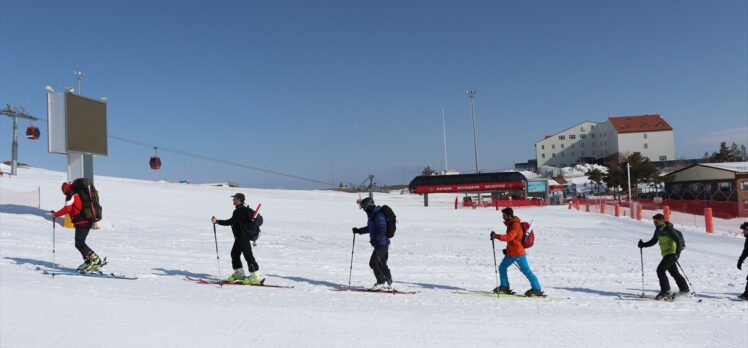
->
[1,166,747,348]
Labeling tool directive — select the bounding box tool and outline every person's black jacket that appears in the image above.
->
[216,205,253,237]
[739,238,748,269]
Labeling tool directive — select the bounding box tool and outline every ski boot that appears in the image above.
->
[655,290,674,301]
[78,252,102,272]
[370,283,387,291]
[76,260,89,272]
[492,285,515,295]
[737,293,748,301]
[524,288,545,297]
[227,268,246,283]
[241,272,264,286]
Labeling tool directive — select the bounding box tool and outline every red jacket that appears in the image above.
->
[54,194,90,225]
[496,216,525,257]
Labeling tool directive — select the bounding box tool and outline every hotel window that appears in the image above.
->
[559,135,565,140]
[581,126,586,132]
[561,144,565,149]
[659,156,667,161]
[552,153,556,157]
[542,154,546,158]
[569,135,576,139]
[591,134,595,138]
[643,134,648,139]
[552,145,555,149]
[741,181,748,191]
[744,199,748,209]
[644,143,648,149]
[580,134,587,139]
[541,145,545,150]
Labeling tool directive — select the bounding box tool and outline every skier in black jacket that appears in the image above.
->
[737,222,748,300]
[212,193,263,285]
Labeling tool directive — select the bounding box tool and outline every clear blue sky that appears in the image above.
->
[1,0,746,189]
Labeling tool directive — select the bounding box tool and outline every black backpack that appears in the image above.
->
[71,178,102,222]
[674,228,685,251]
[245,207,263,242]
[380,205,397,238]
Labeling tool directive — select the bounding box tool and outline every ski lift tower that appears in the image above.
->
[0,104,39,175]
[46,84,108,183]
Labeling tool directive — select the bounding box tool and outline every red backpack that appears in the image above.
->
[519,221,535,248]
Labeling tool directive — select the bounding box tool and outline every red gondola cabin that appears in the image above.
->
[25,126,40,140]
[149,156,162,170]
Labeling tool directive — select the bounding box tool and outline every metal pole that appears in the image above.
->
[212,222,222,287]
[640,247,645,297]
[676,261,696,295]
[11,116,18,175]
[626,162,632,203]
[52,216,56,273]
[467,89,479,174]
[442,107,449,173]
[491,237,500,299]
[348,233,356,286]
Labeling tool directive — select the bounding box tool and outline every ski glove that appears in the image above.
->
[637,239,644,248]
[739,259,744,270]
[490,231,496,240]
[502,249,507,255]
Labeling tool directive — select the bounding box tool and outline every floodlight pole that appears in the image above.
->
[467,89,479,174]
[0,105,38,175]
[74,71,84,95]
[467,89,480,201]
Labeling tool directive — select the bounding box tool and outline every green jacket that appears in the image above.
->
[641,222,684,256]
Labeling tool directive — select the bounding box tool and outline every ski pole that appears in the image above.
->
[348,233,356,286]
[676,260,696,295]
[52,215,56,273]
[640,248,645,296]
[491,236,500,299]
[212,220,222,288]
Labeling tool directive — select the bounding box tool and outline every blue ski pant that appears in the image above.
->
[498,254,541,290]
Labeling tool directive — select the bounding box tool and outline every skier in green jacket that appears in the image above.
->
[638,213,689,300]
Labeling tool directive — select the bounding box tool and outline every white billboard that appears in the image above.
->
[47,92,66,154]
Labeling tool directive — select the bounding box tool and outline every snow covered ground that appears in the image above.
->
[1,166,747,348]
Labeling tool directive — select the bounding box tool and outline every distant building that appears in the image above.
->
[535,115,675,168]
[514,159,537,172]
[663,162,748,217]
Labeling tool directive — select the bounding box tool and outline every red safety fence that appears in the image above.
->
[572,198,740,219]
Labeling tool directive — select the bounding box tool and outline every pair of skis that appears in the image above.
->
[33,265,137,280]
[185,276,417,294]
[184,276,294,288]
[455,290,562,300]
[616,292,702,302]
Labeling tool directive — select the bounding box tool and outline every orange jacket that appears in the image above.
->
[496,216,525,257]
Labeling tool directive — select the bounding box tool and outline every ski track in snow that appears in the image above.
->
[1,166,747,347]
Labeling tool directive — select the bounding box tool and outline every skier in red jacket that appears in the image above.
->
[52,182,102,272]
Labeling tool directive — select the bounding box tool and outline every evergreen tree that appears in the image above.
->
[585,168,604,194]
[421,165,436,176]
